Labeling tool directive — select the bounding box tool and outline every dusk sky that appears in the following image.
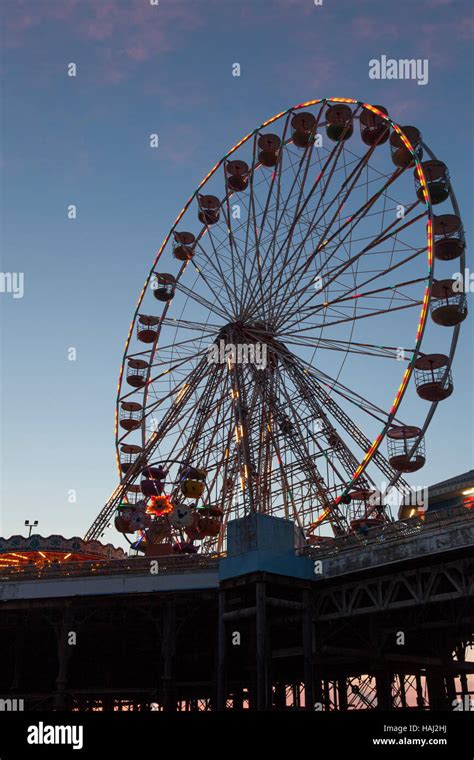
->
[0,0,472,548]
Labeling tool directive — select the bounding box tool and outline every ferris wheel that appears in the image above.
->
[84,98,466,554]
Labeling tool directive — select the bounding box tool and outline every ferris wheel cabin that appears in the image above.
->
[414,354,454,402]
[387,426,426,473]
[430,279,468,327]
[433,214,465,261]
[173,231,195,261]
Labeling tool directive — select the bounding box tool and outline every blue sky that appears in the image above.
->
[0,0,472,547]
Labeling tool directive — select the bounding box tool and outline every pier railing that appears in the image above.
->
[0,506,472,582]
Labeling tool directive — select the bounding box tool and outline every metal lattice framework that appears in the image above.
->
[84,98,465,549]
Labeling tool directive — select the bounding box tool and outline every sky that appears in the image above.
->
[0,0,473,548]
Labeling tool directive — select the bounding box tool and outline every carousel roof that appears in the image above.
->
[0,534,126,567]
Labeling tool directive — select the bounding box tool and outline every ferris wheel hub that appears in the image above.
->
[216,319,276,343]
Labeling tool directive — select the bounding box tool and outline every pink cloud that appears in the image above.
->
[71,144,94,176]
[351,16,400,40]
[386,98,426,123]
[159,124,203,168]
[417,11,473,65]
[124,45,149,62]
[452,15,474,39]
[1,0,204,83]
[2,0,80,47]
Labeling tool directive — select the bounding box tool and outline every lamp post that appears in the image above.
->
[24,520,38,538]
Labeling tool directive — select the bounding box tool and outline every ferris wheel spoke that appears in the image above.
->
[254,365,347,533]
[302,300,423,335]
[323,276,425,307]
[252,188,325,318]
[251,126,340,316]
[274,216,426,332]
[210,166,256,316]
[256,113,296,313]
[301,361,403,426]
[228,362,260,512]
[276,366,366,490]
[306,196,424,291]
[270,127,381,313]
[309,243,426,310]
[261,125,351,315]
[243,151,304,313]
[116,345,206,409]
[267,114,377,311]
[261,124,322,296]
[214,166,274,315]
[276,170,417,316]
[283,335,415,361]
[238,134,271,319]
[113,356,213,508]
[204,421,235,510]
[167,364,229,475]
[253,368,329,487]
[149,344,208,376]
[220,194,253,318]
[181,244,236,319]
[194,202,263,318]
[280,272,427,334]
[264,108,325,253]
[145,371,232,487]
[279,363,377,493]
[159,317,221,333]
[157,318,219,340]
[140,350,210,417]
[289,298,424,333]
[254,112,293,250]
[243,135,272,319]
[236,132,262,314]
[145,393,235,465]
[271,166,409,323]
[272,200,424,329]
[174,264,231,321]
[287,356,412,492]
[343,202,425,259]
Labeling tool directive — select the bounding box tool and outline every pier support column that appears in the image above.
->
[426,669,448,710]
[11,622,26,693]
[415,672,425,708]
[338,677,348,711]
[217,589,226,710]
[375,669,392,710]
[398,674,408,709]
[302,590,314,709]
[161,599,176,711]
[256,581,267,710]
[53,604,74,711]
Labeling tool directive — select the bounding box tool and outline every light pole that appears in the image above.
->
[24,520,38,538]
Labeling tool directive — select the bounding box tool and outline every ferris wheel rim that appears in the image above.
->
[114,97,437,499]
[82,100,465,545]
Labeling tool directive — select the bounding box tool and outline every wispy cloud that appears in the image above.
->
[158,123,203,168]
[2,0,203,84]
[351,15,400,40]
[452,14,474,39]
